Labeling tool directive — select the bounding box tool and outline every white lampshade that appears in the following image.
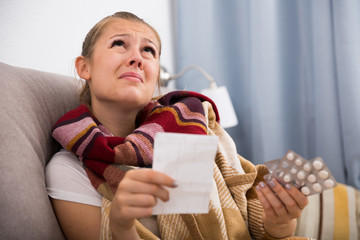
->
[201,86,238,128]
[160,65,238,128]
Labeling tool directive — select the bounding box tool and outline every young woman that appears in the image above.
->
[46,12,308,240]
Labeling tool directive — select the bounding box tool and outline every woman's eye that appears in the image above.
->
[111,40,124,47]
[143,47,156,56]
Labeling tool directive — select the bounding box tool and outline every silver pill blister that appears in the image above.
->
[264,150,337,196]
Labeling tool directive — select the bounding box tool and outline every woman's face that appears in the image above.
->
[86,19,160,112]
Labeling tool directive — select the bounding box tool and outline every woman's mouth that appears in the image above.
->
[119,72,143,83]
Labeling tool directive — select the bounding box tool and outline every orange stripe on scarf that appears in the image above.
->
[150,106,207,133]
[66,122,97,151]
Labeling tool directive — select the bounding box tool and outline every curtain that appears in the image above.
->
[174,0,360,189]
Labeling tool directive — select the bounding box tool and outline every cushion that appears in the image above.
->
[0,62,80,239]
[295,183,360,239]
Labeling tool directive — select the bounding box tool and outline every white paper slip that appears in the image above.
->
[152,132,219,215]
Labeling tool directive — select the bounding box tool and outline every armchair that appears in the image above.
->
[0,62,79,239]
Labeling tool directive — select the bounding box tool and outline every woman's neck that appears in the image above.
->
[90,101,140,137]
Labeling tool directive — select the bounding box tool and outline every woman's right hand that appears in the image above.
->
[109,168,177,239]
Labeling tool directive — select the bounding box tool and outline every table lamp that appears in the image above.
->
[160,65,238,128]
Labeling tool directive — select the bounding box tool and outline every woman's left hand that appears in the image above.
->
[256,179,308,238]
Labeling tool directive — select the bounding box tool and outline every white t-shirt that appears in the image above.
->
[46,149,160,236]
[45,149,103,207]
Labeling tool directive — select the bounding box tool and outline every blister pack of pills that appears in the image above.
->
[263,150,337,196]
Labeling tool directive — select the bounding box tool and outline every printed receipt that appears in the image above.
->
[152,132,219,215]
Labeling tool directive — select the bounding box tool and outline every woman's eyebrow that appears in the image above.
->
[110,34,130,39]
[143,37,159,50]
[108,34,159,50]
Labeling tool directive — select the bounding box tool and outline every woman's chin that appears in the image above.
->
[95,87,153,110]
[115,94,152,110]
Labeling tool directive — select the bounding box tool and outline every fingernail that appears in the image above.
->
[259,181,266,188]
[285,184,292,190]
[268,180,276,188]
[172,181,178,188]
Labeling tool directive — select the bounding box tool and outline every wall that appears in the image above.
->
[0,0,175,76]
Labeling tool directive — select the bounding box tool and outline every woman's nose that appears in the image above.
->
[127,49,143,69]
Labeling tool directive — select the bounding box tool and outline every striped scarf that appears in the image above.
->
[52,91,219,200]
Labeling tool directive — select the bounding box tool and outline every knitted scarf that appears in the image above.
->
[52,91,219,200]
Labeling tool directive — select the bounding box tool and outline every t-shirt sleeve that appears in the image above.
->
[45,149,103,207]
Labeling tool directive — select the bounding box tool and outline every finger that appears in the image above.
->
[257,181,289,218]
[123,193,158,208]
[267,180,306,218]
[119,180,170,202]
[110,195,154,226]
[128,168,177,188]
[283,184,309,210]
[256,183,277,219]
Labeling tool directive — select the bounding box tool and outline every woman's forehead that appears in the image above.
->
[102,19,160,45]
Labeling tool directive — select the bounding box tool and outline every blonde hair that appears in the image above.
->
[79,12,162,106]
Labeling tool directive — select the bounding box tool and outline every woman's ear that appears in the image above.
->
[75,56,91,80]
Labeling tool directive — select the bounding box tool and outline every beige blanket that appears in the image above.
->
[99,101,312,240]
